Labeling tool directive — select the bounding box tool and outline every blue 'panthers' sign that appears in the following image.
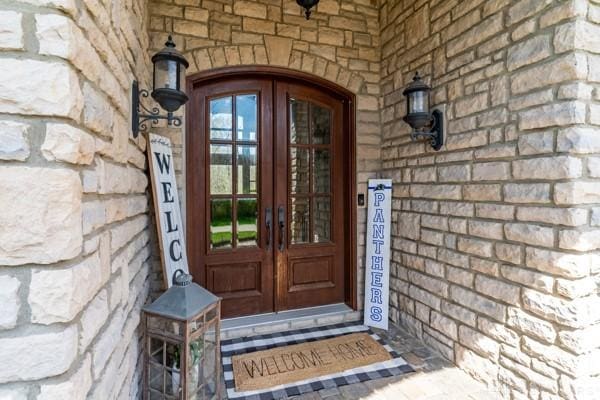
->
[363,179,392,330]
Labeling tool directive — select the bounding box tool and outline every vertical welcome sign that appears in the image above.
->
[363,179,392,330]
[148,133,189,288]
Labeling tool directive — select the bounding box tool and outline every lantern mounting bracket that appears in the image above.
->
[296,0,320,19]
[409,109,444,151]
[132,80,182,138]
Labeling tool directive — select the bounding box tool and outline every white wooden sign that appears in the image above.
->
[363,179,392,330]
[148,133,189,288]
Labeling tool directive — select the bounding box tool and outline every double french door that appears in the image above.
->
[187,75,351,318]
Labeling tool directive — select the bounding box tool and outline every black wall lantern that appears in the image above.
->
[132,35,189,138]
[297,0,319,19]
[402,72,444,151]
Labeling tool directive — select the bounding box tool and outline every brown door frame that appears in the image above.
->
[186,66,358,311]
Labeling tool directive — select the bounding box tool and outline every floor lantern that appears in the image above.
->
[143,269,221,400]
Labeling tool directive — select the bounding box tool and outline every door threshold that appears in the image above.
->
[220,303,361,340]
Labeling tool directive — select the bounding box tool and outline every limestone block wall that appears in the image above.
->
[0,0,153,398]
[148,0,382,304]
[380,0,600,399]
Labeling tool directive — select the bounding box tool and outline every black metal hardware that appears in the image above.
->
[265,207,272,250]
[296,0,319,19]
[132,80,183,138]
[409,109,444,151]
[172,269,192,286]
[278,205,285,251]
[357,193,365,207]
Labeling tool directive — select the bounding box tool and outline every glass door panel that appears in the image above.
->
[288,98,332,245]
[236,94,257,141]
[237,198,258,247]
[210,199,232,249]
[290,147,310,194]
[209,94,260,250]
[311,104,331,144]
[313,149,330,193]
[289,99,309,144]
[209,97,232,140]
[209,144,232,195]
[290,196,310,244]
[313,196,331,243]
[236,145,257,195]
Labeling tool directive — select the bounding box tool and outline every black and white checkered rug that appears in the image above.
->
[221,322,415,400]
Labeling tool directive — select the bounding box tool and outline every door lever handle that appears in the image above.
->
[265,207,272,250]
[278,205,285,251]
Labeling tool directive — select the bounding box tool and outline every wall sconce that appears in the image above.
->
[296,0,319,19]
[402,72,444,151]
[132,35,189,138]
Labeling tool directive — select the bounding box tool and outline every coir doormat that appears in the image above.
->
[232,332,391,391]
[221,322,414,400]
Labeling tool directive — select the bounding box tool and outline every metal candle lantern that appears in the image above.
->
[143,270,221,400]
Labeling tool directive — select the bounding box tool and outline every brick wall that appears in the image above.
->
[380,0,600,399]
[0,0,153,398]
[147,0,382,304]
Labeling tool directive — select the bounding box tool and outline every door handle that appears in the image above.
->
[265,207,272,250]
[278,205,285,251]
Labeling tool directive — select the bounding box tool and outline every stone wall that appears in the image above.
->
[380,0,600,399]
[3,0,600,399]
[0,0,153,398]
[147,0,382,304]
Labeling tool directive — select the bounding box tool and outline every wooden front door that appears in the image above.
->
[187,73,351,318]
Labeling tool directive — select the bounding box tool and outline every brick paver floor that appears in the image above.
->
[292,323,502,400]
[222,322,502,400]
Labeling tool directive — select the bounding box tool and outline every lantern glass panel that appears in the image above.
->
[148,316,184,338]
[187,336,205,394]
[150,337,164,364]
[150,391,164,400]
[149,362,164,392]
[154,59,179,91]
[165,341,182,397]
[198,324,219,400]
[190,318,205,335]
[408,90,428,114]
[205,307,218,323]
